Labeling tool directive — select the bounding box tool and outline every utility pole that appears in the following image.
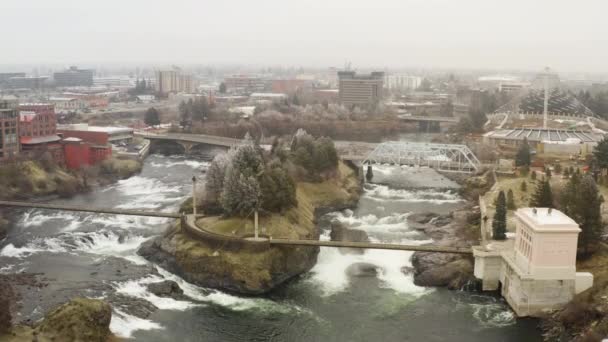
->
[542,67,550,130]
[254,209,259,239]
[191,176,197,217]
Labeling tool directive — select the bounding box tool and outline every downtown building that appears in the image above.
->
[155,69,195,95]
[338,71,384,107]
[223,75,266,94]
[0,96,20,160]
[18,103,64,162]
[53,66,94,87]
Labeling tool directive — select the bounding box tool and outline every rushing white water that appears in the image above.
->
[1,237,69,258]
[150,160,209,169]
[0,231,147,259]
[110,308,163,339]
[20,210,84,232]
[364,184,462,204]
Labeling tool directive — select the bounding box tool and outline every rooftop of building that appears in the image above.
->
[483,128,604,143]
[57,124,133,135]
[516,207,581,232]
[20,135,62,145]
[250,92,287,98]
[338,71,384,80]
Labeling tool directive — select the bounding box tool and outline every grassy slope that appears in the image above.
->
[200,162,358,239]
[0,161,80,199]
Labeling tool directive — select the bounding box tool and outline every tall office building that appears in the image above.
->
[155,69,194,95]
[338,71,384,107]
[0,96,20,160]
[53,66,94,87]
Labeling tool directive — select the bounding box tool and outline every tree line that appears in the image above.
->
[203,130,339,217]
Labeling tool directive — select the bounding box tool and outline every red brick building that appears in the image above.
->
[57,124,131,170]
[62,137,112,170]
[19,103,64,162]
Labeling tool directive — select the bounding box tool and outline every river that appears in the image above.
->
[0,152,542,341]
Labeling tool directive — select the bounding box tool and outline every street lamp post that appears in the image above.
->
[192,176,197,217]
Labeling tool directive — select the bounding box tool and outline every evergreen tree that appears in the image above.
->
[531,171,537,180]
[178,101,191,128]
[561,174,603,255]
[144,107,161,126]
[366,165,373,182]
[593,136,608,171]
[205,152,232,203]
[219,82,227,94]
[260,162,297,212]
[520,181,527,192]
[507,189,516,210]
[515,138,531,167]
[220,167,261,216]
[492,191,507,240]
[530,180,554,208]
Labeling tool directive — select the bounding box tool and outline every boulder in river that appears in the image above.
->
[147,280,185,300]
[106,293,157,319]
[411,258,475,290]
[329,221,369,255]
[346,263,380,277]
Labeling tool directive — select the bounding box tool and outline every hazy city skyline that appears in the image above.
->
[2,0,608,72]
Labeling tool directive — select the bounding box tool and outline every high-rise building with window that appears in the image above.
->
[155,69,194,95]
[338,71,384,107]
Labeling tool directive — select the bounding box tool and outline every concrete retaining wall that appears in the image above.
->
[181,215,271,252]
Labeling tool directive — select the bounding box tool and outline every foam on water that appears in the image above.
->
[71,231,149,256]
[150,160,209,169]
[114,276,198,311]
[0,238,68,258]
[309,231,430,296]
[20,210,84,232]
[0,231,147,259]
[155,267,307,314]
[364,184,462,204]
[89,214,171,230]
[309,182,447,296]
[115,176,182,197]
[110,308,163,338]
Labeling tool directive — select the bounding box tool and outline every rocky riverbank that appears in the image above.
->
[0,297,115,342]
[139,162,362,295]
[405,170,493,290]
[407,203,481,290]
[0,158,142,239]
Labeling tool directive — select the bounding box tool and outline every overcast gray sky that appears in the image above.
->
[2,0,607,71]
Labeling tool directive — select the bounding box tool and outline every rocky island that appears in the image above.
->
[140,133,362,294]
